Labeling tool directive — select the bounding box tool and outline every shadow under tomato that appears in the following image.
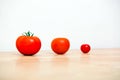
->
[16,56,40,72]
[51,55,69,68]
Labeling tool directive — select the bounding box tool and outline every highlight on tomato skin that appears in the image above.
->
[51,37,70,55]
[16,31,41,56]
[80,44,91,54]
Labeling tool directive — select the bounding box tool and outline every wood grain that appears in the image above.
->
[0,49,120,80]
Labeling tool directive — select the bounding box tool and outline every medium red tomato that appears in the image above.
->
[16,31,41,56]
[80,44,91,54]
[51,38,70,55]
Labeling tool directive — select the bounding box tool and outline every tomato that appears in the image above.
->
[51,38,70,55]
[80,44,91,53]
[16,31,41,56]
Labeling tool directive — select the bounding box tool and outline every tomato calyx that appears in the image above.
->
[22,31,34,36]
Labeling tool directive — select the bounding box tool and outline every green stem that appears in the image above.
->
[23,31,34,36]
[27,31,30,36]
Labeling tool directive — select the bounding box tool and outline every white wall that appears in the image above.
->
[0,0,120,51]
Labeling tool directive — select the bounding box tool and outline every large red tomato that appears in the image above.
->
[51,37,70,55]
[16,31,41,56]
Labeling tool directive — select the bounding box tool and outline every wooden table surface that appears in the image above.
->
[0,49,120,80]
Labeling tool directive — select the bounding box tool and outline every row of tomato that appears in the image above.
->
[16,31,91,56]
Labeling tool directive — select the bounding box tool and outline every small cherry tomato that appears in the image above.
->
[80,44,91,53]
[51,37,70,55]
[16,31,41,56]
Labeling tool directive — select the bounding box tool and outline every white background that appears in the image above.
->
[0,0,120,51]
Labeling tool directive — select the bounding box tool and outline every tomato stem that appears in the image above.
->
[23,31,34,36]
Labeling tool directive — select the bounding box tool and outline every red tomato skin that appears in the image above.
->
[51,38,70,55]
[16,36,41,56]
[80,44,91,53]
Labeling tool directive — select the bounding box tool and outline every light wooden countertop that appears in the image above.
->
[0,49,120,80]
